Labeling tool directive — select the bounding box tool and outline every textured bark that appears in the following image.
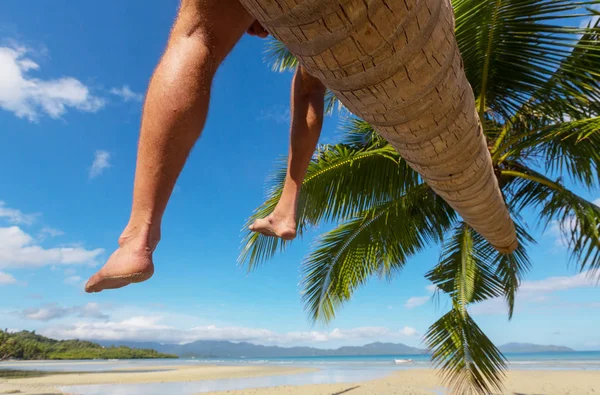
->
[239,0,518,253]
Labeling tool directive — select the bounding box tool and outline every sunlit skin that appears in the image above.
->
[85,0,325,293]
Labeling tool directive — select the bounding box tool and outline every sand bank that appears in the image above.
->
[201,369,600,395]
[0,364,313,394]
[2,366,599,394]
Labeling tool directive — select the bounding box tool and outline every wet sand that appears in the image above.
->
[2,365,600,394]
[0,364,313,394]
[202,369,600,395]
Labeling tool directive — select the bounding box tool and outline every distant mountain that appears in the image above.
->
[498,342,575,353]
[96,340,426,358]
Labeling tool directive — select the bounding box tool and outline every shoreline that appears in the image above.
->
[199,369,600,395]
[0,364,315,394]
[1,364,600,395]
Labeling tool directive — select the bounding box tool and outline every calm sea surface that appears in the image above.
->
[2,352,600,395]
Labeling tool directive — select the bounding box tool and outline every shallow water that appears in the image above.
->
[5,352,600,395]
[61,368,396,395]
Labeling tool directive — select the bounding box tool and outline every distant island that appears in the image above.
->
[498,342,575,353]
[0,330,177,361]
[98,339,576,358]
[97,340,426,358]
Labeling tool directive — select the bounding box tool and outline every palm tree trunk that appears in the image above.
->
[239,0,517,253]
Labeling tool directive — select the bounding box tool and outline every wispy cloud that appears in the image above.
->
[257,105,290,124]
[0,226,103,269]
[404,296,430,309]
[39,227,64,239]
[0,45,104,121]
[16,303,109,322]
[0,271,17,285]
[110,85,143,102]
[470,271,599,316]
[547,197,600,249]
[404,285,438,309]
[0,201,39,225]
[399,326,418,336]
[89,150,111,179]
[64,275,83,286]
[41,318,418,346]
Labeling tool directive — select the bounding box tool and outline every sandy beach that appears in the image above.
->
[0,364,313,394]
[200,369,600,394]
[2,365,600,395]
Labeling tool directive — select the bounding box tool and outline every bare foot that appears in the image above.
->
[85,236,155,293]
[250,213,297,240]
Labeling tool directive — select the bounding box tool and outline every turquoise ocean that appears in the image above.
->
[3,352,600,394]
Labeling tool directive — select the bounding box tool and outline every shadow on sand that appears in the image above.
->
[332,386,361,395]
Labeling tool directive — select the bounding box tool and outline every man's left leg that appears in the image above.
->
[250,66,326,240]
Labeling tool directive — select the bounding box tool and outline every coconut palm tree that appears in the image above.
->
[240,0,519,253]
[240,1,600,393]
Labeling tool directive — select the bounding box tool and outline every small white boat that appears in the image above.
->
[394,359,413,364]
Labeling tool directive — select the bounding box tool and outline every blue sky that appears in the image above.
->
[1,0,599,351]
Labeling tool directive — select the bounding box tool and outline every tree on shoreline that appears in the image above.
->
[241,1,600,393]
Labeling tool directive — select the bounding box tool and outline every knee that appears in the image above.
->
[166,32,221,76]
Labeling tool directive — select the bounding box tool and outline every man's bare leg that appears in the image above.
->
[85,0,254,293]
[250,66,326,240]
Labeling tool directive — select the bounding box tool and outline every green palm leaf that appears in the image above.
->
[427,223,534,318]
[505,164,600,272]
[454,0,600,119]
[239,144,419,268]
[500,117,600,188]
[264,38,298,73]
[302,187,456,323]
[425,223,507,394]
[426,307,506,395]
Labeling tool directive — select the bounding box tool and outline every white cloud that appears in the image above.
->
[41,317,418,346]
[110,85,143,102]
[0,45,104,121]
[0,271,17,285]
[17,303,109,322]
[0,201,38,225]
[404,285,438,309]
[520,272,597,293]
[40,227,64,238]
[404,296,430,309]
[548,197,599,248]
[426,284,438,293]
[258,105,291,124]
[0,226,103,269]
[470,271,599,316]
[89,150,110,179]
[579,5,600,28]
[64,275,82,286]
[399,326,417,336]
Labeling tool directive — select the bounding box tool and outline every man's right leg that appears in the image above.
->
[85,0,255,293]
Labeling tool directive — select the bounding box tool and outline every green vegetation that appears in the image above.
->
[242,1,600,394]
[0,330,176,360]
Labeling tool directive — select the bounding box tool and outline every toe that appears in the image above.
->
[85,274,101,293]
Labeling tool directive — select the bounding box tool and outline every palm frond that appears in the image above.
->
[426,224,505,306]
[424,223,507,394]
[263,38,298,72]
[340,118,389,149]
[454,0,600,120]
[425,307,506,395]
[500,117,600,188]
[471,224,535,318]
[239,145,420,268]
[504,164,600,272]
[302,187,456,323]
